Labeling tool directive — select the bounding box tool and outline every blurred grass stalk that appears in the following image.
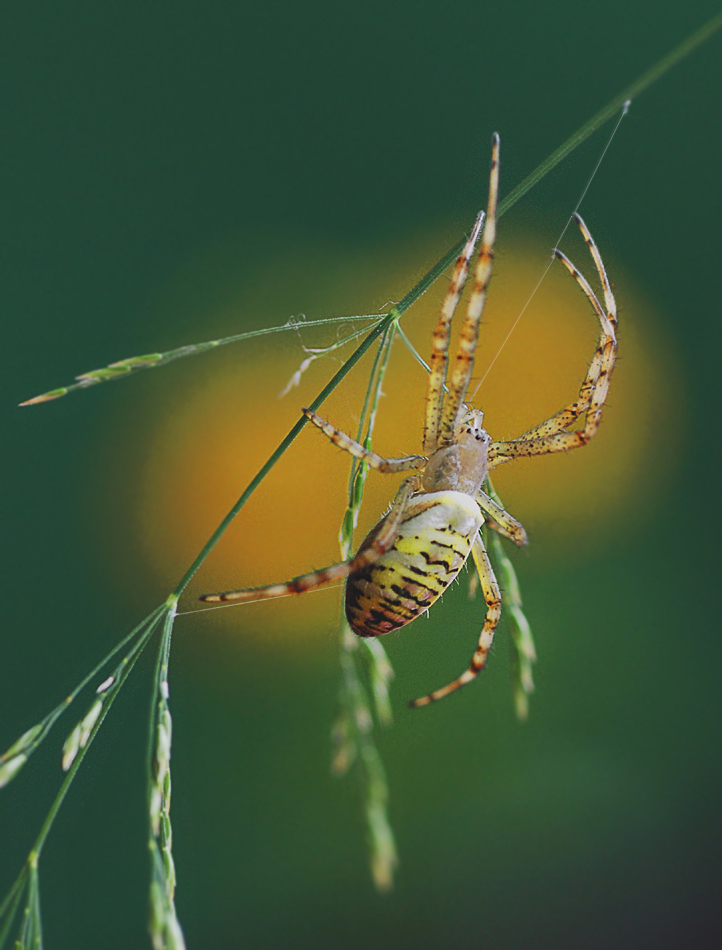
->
[332,324,400,890]
[0,605,169,949]
[148,602,186,950]
[2,10,722,944]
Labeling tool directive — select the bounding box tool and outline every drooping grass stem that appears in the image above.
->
[334,322,399,890]
[30,608,167,861]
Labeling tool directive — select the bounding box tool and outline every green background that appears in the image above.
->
[2,2,721,948]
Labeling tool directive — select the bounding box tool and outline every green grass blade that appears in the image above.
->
[19,315,383,407]
[498,11,722,218]
[0,871,27,950]
[0,606,168,788]
[0,606,168,948]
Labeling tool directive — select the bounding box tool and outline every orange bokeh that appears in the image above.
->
[107,229,682,646]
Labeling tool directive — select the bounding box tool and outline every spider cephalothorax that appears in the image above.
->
[201,134,618,707]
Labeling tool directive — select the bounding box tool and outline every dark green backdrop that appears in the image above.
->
[2,2,721,948]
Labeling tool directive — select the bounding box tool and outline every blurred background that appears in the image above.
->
[1,2,721,947]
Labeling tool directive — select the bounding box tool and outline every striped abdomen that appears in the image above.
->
[346,490,483,638]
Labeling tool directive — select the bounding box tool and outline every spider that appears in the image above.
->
[200,133,618,708]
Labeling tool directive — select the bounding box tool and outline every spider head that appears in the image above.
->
[453,407,491,493]
[454,407,489,441]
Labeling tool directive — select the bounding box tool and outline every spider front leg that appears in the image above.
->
[199,477,417,603]
[511,334,609,442]
[490,335,616,462]
[410,533,501,707]
[423,210,484,456]
[439,134,500,443]
[303,408,426,473]
[489,214,617,465]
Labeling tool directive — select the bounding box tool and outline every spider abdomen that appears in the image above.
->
[346,491,483,638]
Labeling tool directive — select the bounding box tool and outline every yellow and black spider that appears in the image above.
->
[201,134,618,707]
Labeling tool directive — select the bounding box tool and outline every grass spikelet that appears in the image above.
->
[484,480,537,720]
[147,603,185,950]
[333,324,400,888]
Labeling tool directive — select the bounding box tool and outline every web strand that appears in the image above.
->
[470,99,631,402]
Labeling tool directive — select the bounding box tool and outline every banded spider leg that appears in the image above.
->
[488,213,618,467]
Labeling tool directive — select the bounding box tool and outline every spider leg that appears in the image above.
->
[199,477,417,603]
[410,532,501,707]
[475,490,527,546]
[439,134,500,444]
[303,408,426,473]
[423,210,484,457]
[510,338,608,443]
[489,215,617,465]
[482,519,515,540]
[573,211,617,330]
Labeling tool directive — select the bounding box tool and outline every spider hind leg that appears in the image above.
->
[199,477,416,603]
[410,533,501,707]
